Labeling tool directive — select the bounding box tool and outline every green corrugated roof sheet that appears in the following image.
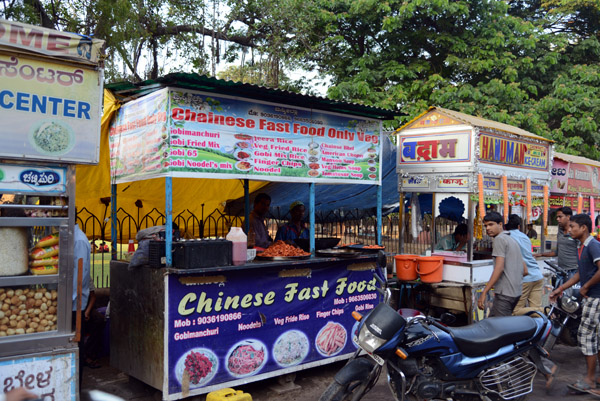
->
[105,73,402,120]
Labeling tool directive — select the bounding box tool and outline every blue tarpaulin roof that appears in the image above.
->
[226,136,403,221]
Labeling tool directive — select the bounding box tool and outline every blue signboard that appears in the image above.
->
[167,261,382,396]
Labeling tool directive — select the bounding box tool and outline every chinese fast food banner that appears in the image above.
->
[109,88,383,184]
[0,53,102,164]
[166,261,382,397]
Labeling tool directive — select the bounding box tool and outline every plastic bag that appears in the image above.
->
[30,265,58,275]
[34,233,59,248]
[30,244,59,260]
[29,256,59,267]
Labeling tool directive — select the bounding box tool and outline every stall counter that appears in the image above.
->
[110,255,382,400]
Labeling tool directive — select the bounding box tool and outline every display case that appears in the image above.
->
[0,162,77,396]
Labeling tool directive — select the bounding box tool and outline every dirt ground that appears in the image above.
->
[84,342,600,400]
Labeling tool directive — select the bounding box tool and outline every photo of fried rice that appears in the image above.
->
[235,161,252,171]
[30,120,74,155]
[226,340,268,378]
[316,322,347,356]
[273,330,310,367]
[175,348,218,388]
[235,134,252,140]
[308,169,320,177]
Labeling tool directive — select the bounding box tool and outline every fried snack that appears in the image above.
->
[261,241,310,257]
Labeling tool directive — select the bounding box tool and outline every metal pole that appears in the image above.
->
[467,196,474,262]
[165,176,173,267]
[430,193,436,253]
[377,184,383,245]
[309,183,315,255]
[244,179,250,233]
[111,183,117,261]
[399,193,405,254]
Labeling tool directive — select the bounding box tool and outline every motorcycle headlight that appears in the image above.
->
[357,324,387,353]
[560,295,580,314]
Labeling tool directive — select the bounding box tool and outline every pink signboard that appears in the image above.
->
[550,159,569,194]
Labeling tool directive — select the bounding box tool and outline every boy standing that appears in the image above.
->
[478,212,526,316]
[550,214,600,393]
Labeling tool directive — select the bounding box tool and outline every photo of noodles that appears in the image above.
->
[30,120,74,155]
[235,161,252,171]
[175,348,218,388]
[226,340,268,378]
[273,330,310,367]
[316,322,347,356]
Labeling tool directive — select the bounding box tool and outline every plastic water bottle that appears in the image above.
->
[226,227,247,265]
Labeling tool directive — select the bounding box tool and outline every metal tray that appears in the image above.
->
[344,244,386,253]
[316,248,361,258]
[256,254,311,261]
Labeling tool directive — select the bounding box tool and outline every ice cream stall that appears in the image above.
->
[394,107,553,320]
[106,77,399,400]
[0,20,104,399]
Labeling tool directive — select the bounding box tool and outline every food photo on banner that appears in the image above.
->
[166,262,383,395]
[109,88,383,185]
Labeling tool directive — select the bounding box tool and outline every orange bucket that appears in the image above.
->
[416,256,444,283]
[394,254,419,281]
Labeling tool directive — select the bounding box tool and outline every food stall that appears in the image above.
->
[549,152,600,235]
[107,79,398,400]
[0,20,104,399]
[394,107,553,321]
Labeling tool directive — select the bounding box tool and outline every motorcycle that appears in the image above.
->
[320,253,553,401]
[542,260,581,350]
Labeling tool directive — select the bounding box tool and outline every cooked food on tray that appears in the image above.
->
[235,134,253,140]
[175,348,218,387]
[31,120,73,155]
[363,244,385,249]
[261,240,310,257]
[316,322,347,356]
[235,161,252,171]
[273,330,309,367]
[235,150,251,160]
[227,341,266,377]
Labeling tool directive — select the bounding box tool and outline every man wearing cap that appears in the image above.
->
[275,201,309,242]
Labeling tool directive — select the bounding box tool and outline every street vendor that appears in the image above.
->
[435,223,469,251]
[248,193,272,249]
[537,207,578,271]
[275,200,309,242]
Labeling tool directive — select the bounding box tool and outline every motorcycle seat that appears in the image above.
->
[446,316,538,358]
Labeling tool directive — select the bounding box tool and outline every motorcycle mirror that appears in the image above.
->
[440,313,456,326]
[377,250,387,269]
